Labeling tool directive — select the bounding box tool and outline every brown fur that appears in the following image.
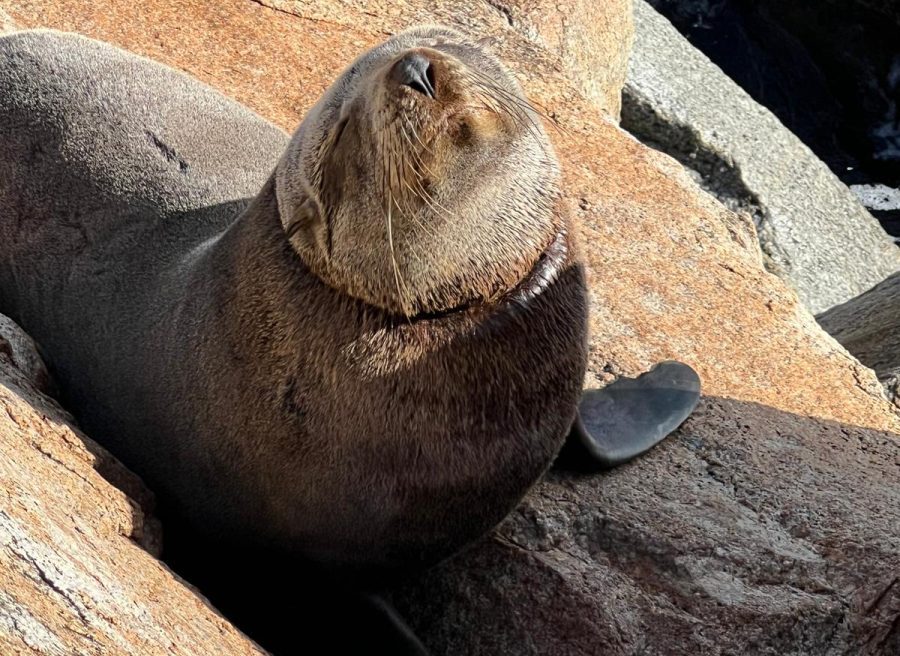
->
[277,26,562,318]
[0,27,588,573]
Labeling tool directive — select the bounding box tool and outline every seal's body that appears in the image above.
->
[0,29,587,571]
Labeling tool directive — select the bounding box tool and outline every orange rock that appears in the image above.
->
[490,0,634,118]
[0,329,265,655]
[0,7,15,32]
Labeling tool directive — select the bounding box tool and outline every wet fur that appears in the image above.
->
[0,28,587,572]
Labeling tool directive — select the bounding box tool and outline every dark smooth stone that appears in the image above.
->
[573,360,701,469]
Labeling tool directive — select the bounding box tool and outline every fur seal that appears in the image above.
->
[0,25,702,655]
[0,27,588,572]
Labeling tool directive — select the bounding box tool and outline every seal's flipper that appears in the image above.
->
[573,361,701,468]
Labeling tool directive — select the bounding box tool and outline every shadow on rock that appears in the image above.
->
[390,396,900,655]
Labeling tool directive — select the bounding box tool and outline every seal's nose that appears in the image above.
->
[391,53,436,99]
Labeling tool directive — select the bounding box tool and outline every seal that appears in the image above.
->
[0,27,588,572]
[0,26,702,655]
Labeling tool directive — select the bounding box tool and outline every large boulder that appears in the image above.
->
[818,272,900,406]
[643,0,900,239]
[392,397,900,655]
[2,0,899,653]
[0,317,266,655]
[622,0,900,314]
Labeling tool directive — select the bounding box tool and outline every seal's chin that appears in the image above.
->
[399,228,569,324]
[506,229,569,306]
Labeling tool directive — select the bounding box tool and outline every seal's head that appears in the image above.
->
[275,25,562,317]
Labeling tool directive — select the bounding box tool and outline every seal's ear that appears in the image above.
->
[285,195,330,261]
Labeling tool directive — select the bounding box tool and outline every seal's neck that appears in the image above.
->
[184,175,588,568]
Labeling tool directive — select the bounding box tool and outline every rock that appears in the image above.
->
[392,396,900,655]
[852,184,900,214]
[0,7,15,33]
[3,1,900,654]
[0,314,266,655]
[853,185,900,238]
[818,272,900,403]
[645,0,900,239]
[0,315,53,395]
[622,0,900,314]
[484,0,634,119]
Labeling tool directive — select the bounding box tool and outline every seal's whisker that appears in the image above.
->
[465,70,536,120]
[393,186,431,274]
[396,123,460,222]
[386,189,407,314]
[401,183,433,234]
[469,80,546,150]
[486,89,547,149]
[389,193,418,318]
[396,146,434,234]
[407,174,454,221]
[399,134,457,220]
[401,113,434,156]
[401,123,453,217]
[398,115,440,179]
[466,68,558,130]
[397,121,431,178]
[382,123,416,316]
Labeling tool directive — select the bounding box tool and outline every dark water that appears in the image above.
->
[647,0,900,235]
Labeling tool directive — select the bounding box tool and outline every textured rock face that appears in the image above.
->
[2,1,899,654]
[488,0,634,118]
[622,0,900,314]
[646,0,900,237]
[0,7,15,32]
[819,272,900,405]
[0,318,266,655]
[0,315,52,395]
[393,397,900,655]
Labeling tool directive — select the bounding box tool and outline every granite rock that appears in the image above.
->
[622,0,900,314]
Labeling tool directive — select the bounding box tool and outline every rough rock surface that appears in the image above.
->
[819,272,900,406]
[486,0,634,119]
[646,0,900,238]
[0,315,53,396]
[393,397,900,655]
[622,0,900,314]
[2,1,899,654]
[0,7,15,33]
[0,318,266,655]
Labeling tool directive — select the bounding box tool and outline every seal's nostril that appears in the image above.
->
[392,53,436,99]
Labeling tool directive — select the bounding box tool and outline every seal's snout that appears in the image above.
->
[390,52,436,99]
